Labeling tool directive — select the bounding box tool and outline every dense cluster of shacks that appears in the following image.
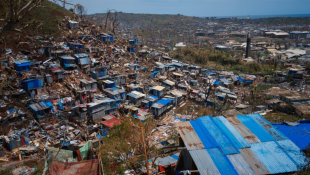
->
[0,17,310,175]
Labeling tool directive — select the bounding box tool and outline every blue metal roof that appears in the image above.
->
[190,121,218,149]
[277,139,308,167]
[237,77,244,82]
[213,116,251,149]
[15,62,32,67]
[149,71,159,76]
[248,114,287,141]
[207,148,239,175]
[150,95,158,100]
[176,114,308,174]
[157,98,172,106]
[227,153,256,175]
[251,141,297,174]
[237,115,275,142]
[273,122,310,150]
[214,81,220,85]
[189,149,221,175]
[197,116,239,155]
[44,101,53,108]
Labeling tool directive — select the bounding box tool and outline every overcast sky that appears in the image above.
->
[65,0,310,17]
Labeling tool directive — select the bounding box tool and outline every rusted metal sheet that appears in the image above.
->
[239,148,270,175]
[176,121,204,150]
[226,116,260,144]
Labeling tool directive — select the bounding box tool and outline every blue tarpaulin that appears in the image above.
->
[273,122,310,150]
[157,98,172,106]
[214,81,220,85]
[237,77,244,82]
[44,101,53,108]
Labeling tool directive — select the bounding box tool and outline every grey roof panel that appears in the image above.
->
[239,148,270,175]
[226,116,260,144]
[189,149,221,175]
[227,154,255,175]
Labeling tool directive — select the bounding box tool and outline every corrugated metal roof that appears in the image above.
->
[197,116,239,155]
[277,139,308,167]
[239,148,270,175]
[272,123,310,150]
[175,122,204,150]
[189,149,221,175]
[79,58,90,65]
[226,116,260,144]
[207,148,239,175]
[236,115,274,142]
[248,113,287,141]
[190,121,217,149]
[227,154,255,175]
[152,86,165,91]
[251,141,297,174]
[213,116,250,149]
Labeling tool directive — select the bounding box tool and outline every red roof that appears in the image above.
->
[101,115,121,128]
[51,68,62,73]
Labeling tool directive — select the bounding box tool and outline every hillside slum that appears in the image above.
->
[1,18,310,175]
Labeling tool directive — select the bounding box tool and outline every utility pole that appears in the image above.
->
[141,125,149,175]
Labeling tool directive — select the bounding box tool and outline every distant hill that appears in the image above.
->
[89,12,207,40]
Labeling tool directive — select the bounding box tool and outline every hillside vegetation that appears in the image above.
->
[0,0,74,50]
[169,47,266,74]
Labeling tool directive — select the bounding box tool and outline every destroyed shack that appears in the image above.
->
[91,67,108,80]
[22,78,44,95]
[74,53,91,73]
[141,95,159,108]
[80,79,97,92]
[103,88,126,102]
[127,84,144,93]
[162,80,175,90]
[127,91,146,105]
[14,60,32,76]
[67,42,85,53]
[110,74,126,87]
[151,98,173,118]
[29,101,53,121]
[68,20,79,29]
[149,86,165,98]
[59,55,77,70]
[51,68,64,82]
[87,98,118,120]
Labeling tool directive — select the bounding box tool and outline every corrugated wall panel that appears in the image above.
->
[251,141,297,174]
[175,122,204,150]
[248,113,287,141]
[190,121,217,149]
[207,148,239,175]
[197,116,239,155]
[277,139,308,167]
[239,148,270,175]
[213,116,250,149]
[226,116,260,144]
[237,115,274,142]
[189,149,221,175]
[227,154,255,175]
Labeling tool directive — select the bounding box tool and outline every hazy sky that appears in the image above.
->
[65,0,310,17]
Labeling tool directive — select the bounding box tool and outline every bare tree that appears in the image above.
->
[109,10,120,34]
[76,4,87,19]
[104,9,111,30]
